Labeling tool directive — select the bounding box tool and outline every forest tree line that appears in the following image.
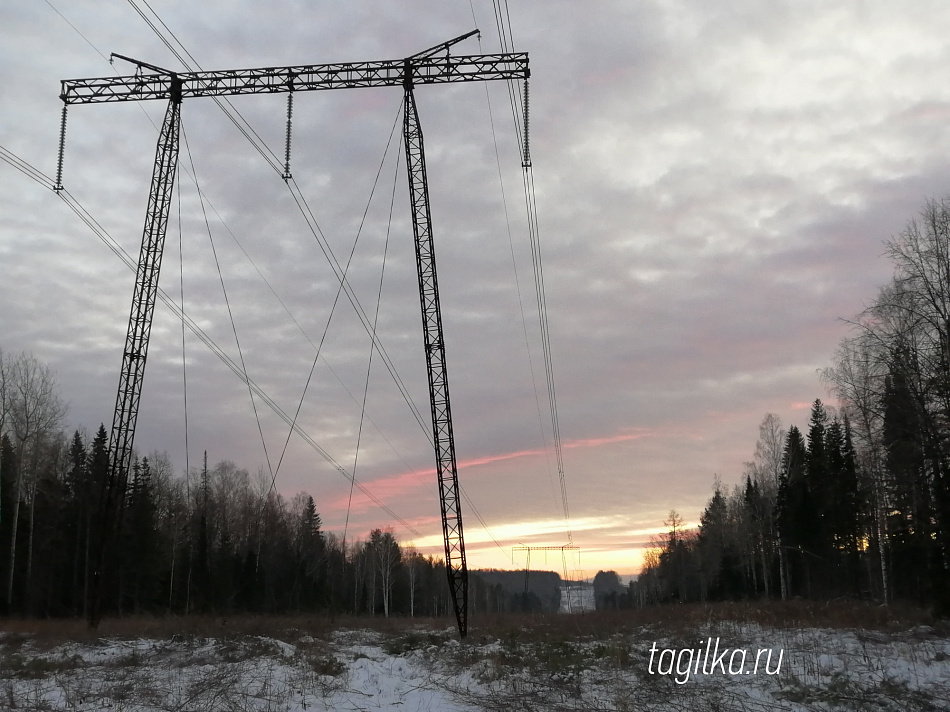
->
[0,352,540,620]
[634,198,950,613]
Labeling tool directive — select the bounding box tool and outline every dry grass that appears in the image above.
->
[0,612,436,649]
[465,599,941,645]
[0,599,938,649]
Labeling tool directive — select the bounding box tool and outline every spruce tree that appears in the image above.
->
[777,425,818,597]
[123,456,160,613]
[64,431,89,614]
[85,425,109,618]
[697,485,728,600]
[838,415,863,592]
[805,400,834,572]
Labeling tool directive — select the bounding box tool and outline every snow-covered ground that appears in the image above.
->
[3,616,950,710]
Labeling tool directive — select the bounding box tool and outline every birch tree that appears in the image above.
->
[5,352,65,609]
[370,528,400,617]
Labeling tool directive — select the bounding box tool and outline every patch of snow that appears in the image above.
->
[3,621,950,710]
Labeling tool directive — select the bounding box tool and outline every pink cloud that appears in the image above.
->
[563,428,655,450]
[322,428,655,515]
[323,468,434,515]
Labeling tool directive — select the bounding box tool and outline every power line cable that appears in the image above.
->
[270,102,403,501]
[344,130,400,548]
[125,0,284,174]
[472,27,561,523]
[181,122,276,483]
[174,151,197,614]
[0,147,52,189]
[491,0,574,544]
[0,144,423,537]
[44,0,111,63]
[175,159,192,499]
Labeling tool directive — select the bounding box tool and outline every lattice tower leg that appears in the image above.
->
[402,83,468,638]
[89,89,182,627]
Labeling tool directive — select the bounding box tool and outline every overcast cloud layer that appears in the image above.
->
[4,0,950,577]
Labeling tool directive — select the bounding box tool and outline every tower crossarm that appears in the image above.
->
[61,54,528,105]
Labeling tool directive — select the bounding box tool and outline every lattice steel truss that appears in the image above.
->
[403,73,468,634]
[61,55,527,104]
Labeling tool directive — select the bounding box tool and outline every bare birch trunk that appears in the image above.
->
[5,441,24,609]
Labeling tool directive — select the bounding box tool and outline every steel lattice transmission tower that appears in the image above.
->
[58,32,528,636]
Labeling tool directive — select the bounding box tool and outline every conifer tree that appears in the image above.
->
[697,484,728,600]
[123,456,160,613]
[777,425,814,597]
[85,424,109,619]
[805,400,834,574]
[838,415,863,591]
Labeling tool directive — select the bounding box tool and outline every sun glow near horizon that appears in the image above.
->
[401,515,694,580]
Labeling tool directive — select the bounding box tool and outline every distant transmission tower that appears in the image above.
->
[513,544,580,612]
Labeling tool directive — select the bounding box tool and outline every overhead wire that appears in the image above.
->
[491,0,574,545]
[0,144,423,537]
[271,102,404,497]
[178,115,406,547]
[0,147,52,188]
[124,0,284,175]
[174,171,197,611]
[344,128,401,549]
[174,157,192,500]
[472,26,562,527]
[283,177,432,438]
[43,0,111,63]
[165,160,418,480]
[180,122,276,483]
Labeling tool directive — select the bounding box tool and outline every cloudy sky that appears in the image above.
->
[4,0,950,578]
